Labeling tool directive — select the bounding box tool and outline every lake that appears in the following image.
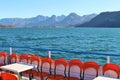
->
[0,28,120,65]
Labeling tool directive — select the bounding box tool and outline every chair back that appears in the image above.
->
[68,59,83,79]
[83,61,99,80]
[28,54,35,63]
[103,63,120,78]
[1,72,19,80]
[54,58,68,77]
[10,53,19,63]
[0,52,7,65]
[41,57,53,74]
[20,54,29,64]
[31,55,41,71]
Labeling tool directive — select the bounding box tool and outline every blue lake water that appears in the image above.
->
[0,28,120,65]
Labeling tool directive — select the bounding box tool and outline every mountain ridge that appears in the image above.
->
[0,13,97,28]
[76,11,120,27]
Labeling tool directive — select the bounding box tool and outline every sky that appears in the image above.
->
[0,0,120,19]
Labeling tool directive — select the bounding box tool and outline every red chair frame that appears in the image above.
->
[10,53,19,63]
[68,59,83,80]
[0,52,7,66]
[103,63,120,78]
[83,61,99,79]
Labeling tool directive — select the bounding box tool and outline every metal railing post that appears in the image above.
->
[107,56,110,63]
[10,47,12,55]
[48,51,51,58]
[9,47,12,64]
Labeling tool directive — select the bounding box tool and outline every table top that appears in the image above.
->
[93,76,120,80]
[0,63,34,73]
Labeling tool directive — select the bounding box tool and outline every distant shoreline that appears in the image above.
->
[1,26,120,28]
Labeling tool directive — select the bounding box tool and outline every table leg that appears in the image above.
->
[18,72,22,80]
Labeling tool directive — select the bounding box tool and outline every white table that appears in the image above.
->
[93,76,120,80]
[0,63,34,80]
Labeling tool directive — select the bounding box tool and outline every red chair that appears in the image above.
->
[22,55,41,77]
[20,54,38,77]
[31,55,41,67]
[10,53,19,63]
[31,55,41,74]
[1,72,19,80]
[103,63,120,78]
[0,52,7,66]
[28,53,36,64]
[48,58,68,80]
[83,61,99,80]
[66,59,83,80]
[33,57,53,80]
[19,54,30,78]
[19,54,29,64]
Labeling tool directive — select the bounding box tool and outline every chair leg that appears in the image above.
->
[29,74,32,80]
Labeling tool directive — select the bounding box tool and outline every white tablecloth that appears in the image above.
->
[0,62,34,73]
[93,76,120,80]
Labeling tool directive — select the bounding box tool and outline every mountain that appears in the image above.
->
[56,13,82,26]
[0,15,49,27]
[76,11,120,27]
[25,15,66,27]
[80,14,97,23]
[0,13,96,27]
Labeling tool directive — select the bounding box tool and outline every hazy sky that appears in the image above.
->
[0,0,120,19]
